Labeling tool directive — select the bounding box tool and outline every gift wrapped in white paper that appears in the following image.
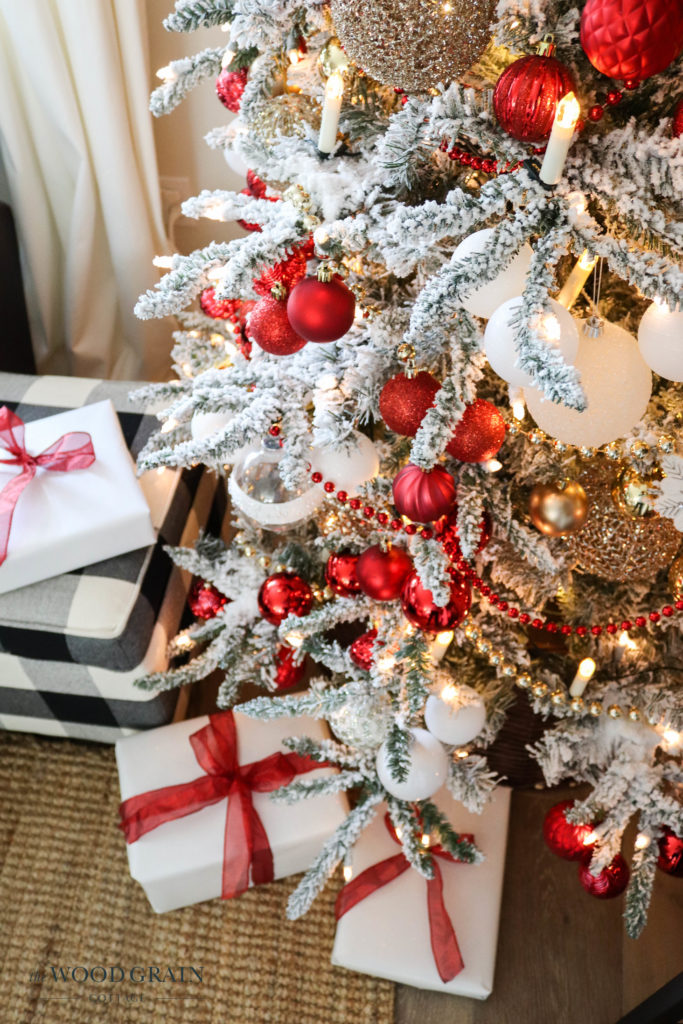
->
[332,786,511,999]
[116,709,348,913]
[0,400,155,594]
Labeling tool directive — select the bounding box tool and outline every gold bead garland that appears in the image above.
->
[506,417,677,465]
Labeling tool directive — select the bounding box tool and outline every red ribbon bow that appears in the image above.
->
[118,710,322,899]
[0,406,96,566]
[335,814,474,983]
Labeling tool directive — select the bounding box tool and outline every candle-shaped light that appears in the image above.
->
[569,657,596,697]
[318,71,344,155]
[556,250,598,310]
[429,630,454,665]
[539,91,581,186]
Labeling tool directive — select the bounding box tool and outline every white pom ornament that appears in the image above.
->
[454,229,533,319]
[524,320,652,448]
[484,297,579,387]
[637,301,683,382]
[228,438,322,531]
[376,727,448,801]
[310,431,379,495]
[424,682,486,746]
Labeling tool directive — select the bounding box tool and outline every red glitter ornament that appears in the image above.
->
[446,399,506,463]
[578,854,630,899]
[188,579,227,620]
[246,170,268,197]
[325,551,362,597]
[379,371,441,436]
[252,249,309,297]
[356,545,413,602]
[349,629,379,670]
[392,463,457,524]
[543,800,596,861]
[273,645,306,690]
[248,296,307,355]
[673,98,683,138]
[493,43,577,143]
[216,67,248,113]
[200,287,237,320]
[286,274,356,343]
[257,572,313,625]
[401,570,471,632]
[657,827,683,877]
[580,0,683,84]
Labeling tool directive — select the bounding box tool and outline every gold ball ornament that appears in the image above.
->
[567,462,681,583]
[611,465,661,519]
[250,94,321,143]
[329,0,495,93]
[528,480,588,537]
[669,555,683,601]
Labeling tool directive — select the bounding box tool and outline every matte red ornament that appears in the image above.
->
[657,827,683,877]
[252,249,309,298]
[248,296,307,355]
[200,287,237,320]
[400,571,471,633]
[543,800,596,861]
[349,629,379,670]
[392,463,457,524]
[216,67,248,112]
[580,0,683,84]
[493,53,577,143]
[435,507,492,561]
[446,399,506,463]
[257,572,313,625]
[379,371,441,436]
[325,551,362,597]
[578,854,630,899]
[673,98,683,139]
[356,545,413,602]
[188,579,227,619]
[286,274,356,343]
[273,645,307,690]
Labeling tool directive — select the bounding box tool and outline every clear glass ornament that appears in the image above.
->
[228,438,322,533]
[328,693,392,749]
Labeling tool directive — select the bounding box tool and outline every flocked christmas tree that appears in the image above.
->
[134,0,683,938]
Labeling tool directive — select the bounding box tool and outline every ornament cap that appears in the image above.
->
[582,314,604,337]
[536,33,556,58]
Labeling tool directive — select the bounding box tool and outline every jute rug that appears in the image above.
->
[0,732,395,1024]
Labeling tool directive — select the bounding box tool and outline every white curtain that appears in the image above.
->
[0,0,171,380]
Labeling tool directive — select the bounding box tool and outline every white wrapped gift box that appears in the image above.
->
[332,786,511,999]
[0,400,154,593]
[116,709,348,913]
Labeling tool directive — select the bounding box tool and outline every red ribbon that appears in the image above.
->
[118,711,322,899]
[0,406,96,566]
[335,814,474,983]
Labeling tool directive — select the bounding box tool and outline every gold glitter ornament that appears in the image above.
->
[567,461,680,583]
[250,94,321,143]
[329,0,495,93]
[669,555,683,601]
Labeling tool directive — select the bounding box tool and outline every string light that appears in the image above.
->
[156,65,177,83]
[569,658,596,697]
[221,48,236,68]
[153,255,174,269]
[635,833,651,850]
[161,417,179,434]
[284,629,305,649]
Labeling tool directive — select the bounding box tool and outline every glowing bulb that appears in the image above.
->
[161,417,178,434]
[377,651,396,672]
[541,313,562,342]
[326,70,344,101]
[207,266,224,285]
[583,830,598,846]
[156,65,177,83]
[455,748,469,759]
[220,22,231,32]
[221,48,236,68]
[204,202,225,221]
[510,19,520,28]
[486,458,503,473]
[394,826,403,841]
[436,630,454,646]
[635,833,651,850]
[569,657,596,697]
[288,48,304,65]
[284,630,304,649]
[421,833,431,847]
[175,634,194,651]
[578,658,596,679]
[663,728,681,747]
[342,863,353,882]
[512,398,526,421]
[153,255,174,269]
[578,250,598,272]
[556,92,581,129]
[440,683,458,704]
[442,1,453,10]
[618,631,637,651]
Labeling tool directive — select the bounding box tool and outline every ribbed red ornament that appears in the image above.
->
[215,67,248,112]
[349,628,379,670]
[257,572,313,625]
[578,854,630,899]
[673,98,683,139]
[356,545,413,601]
[657,827,683,876]
[446,399,506,463]
[379,371,441,436]
[248,296,307,355]
[273,645,307,690]
[286,275,356,343]
[252,249,309,297]
[543,800,596,861]
[580,0,683,83]
[188,579,227,619]
[325,551,362,597]
[392,463,457,523]
[435,507,492,560]
[400,571,471,632]
[493,54,577,143]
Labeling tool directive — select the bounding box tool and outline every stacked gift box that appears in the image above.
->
[0,372,225,743]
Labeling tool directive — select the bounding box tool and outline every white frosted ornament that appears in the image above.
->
[376,727,448,801]
[310,431,379,495]
[228,437,322,531]
[190,408,235,443]
[638,301,683,382]
[454,229,533,319]
[524,321,652,448]
[424,683,486,746]
[484,297,579,387]
[328,692,392,749]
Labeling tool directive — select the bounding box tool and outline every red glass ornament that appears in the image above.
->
[606,89,623,105]
[325,551,362,597]
[350,629,379,670]
[188,579,227,620]
[252,249,308,297]
[215,67,248,113]
[356,545,413,602]
[578,854,630,899]
[673,98,683,138]
[248,296,307,355]
[580,0,683,84]
[392,463,457,524]
[446,399,506,463]
[273,645,307,690]
[657,827,683,877]
[379,371,441,436]
[493,53,577,143]
[257,572,313,625]
[286,275,356,343]
[543,800,596,861]
[246,169,268,198]
[200,287,237,320]
[401,570,471,632]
